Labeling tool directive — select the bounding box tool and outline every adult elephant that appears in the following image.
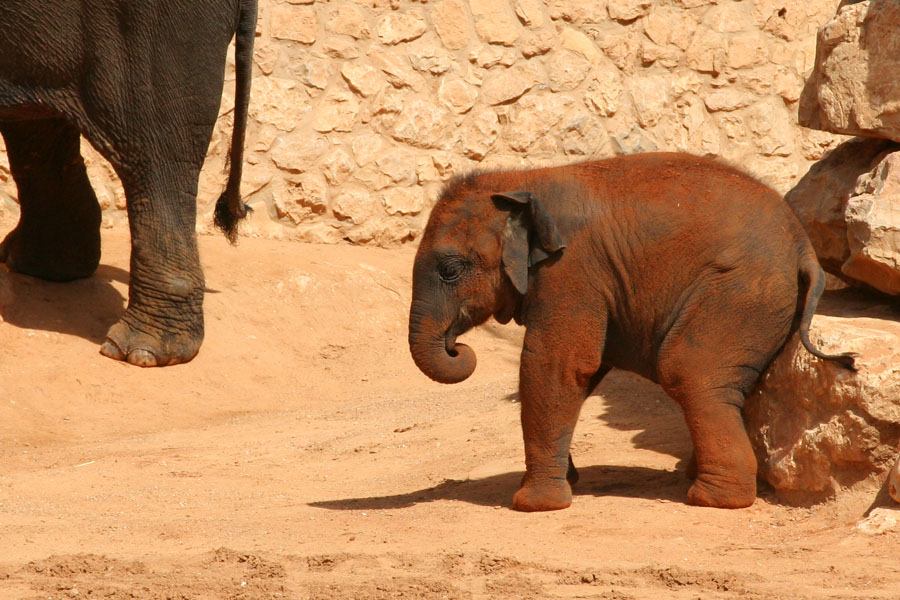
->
[0,0,257,366]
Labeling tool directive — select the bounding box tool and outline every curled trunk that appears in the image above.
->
[408,305,476,384]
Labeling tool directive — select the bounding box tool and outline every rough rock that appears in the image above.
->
[432,0,472,50]
[889,455,900,503]
[744,291,900,505]
[800,0,900,141]
[270,4,317,43]
[376,10,428,45]
[786,138,900,291]
[843,153,900,295]
[470,0,521,46]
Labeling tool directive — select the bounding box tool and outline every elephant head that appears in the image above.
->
[408,175,565,384]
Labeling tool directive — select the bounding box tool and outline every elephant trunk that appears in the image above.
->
[408,302,477,384]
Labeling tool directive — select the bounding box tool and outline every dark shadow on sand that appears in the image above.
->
[0,264,128,344]
[309,464,690,512]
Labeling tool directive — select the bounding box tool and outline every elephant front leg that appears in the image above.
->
[512,324,605,512]
[100,181,205,367]
[0,119,101,281]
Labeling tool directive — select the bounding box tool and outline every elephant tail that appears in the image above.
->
[214,0,259,245]
[797,255,857,371]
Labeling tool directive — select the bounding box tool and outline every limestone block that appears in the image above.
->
[561,109,612,157]
[376,10,427,45]
[607,0,651,23]
[481,65,538,106]
[800,0,900,141]
[559,28,604,64]
[342,216,413,246]
[294,58,331,89]
[470,46,517,69]
[341,62,388,98]
[843,153,900,294]
[727,31,769,69]
[460,108,500,160]
[271,4,317,44]
[889,456,900,503]
[744,293,900,504]
[390,100,453,150]
[439,78,479,114]
[685,26,726,74]
[546,0,608,24]
[520,31,554,58]
[514,0,545,27]
[409,48,453,76]
[547,50,592,92]
[333,189,382,225]
[368,49,427,91]
[432,0,471,50]
[745,98,794,157]
[374,149,418,186]
[506,94,574,153]
[703,89,755,113]
[270,133,330,173]
[583,62,623,117]
[351,134,387,168]
[381,187,424,216]
[312,89,360,133]
[322,38,362,60]
[786,138,900,284]
[249,77,310,132]
[630,73,670,128]
[321,148,355,186]
[272,173,328,224]
[326,4,370,39]
[253,45,279,76]
[470,0,520,46]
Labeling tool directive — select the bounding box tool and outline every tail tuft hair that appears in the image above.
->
[214,192,249,245]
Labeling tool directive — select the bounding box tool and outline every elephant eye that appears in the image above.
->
[437,257,467,283]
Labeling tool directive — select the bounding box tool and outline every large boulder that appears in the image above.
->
[786,138,900,294]
[799,0,900,141]
[744,291,900,504]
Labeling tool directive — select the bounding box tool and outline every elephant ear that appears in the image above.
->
[492,191,566,295]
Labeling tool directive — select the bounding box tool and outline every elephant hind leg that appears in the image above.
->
[667,384,757,508]
[0,119,101,281]
[657,345,771,508]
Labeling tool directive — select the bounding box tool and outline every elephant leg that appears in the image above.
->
[673,387,756,508]
[657,281,794,508]
[657,326,779,508]
[513,318,607,512]
[0,119,101,281]
[566,363,613,487]
[99,168,205,367]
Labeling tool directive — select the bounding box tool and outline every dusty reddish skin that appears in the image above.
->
[408,153,855,512]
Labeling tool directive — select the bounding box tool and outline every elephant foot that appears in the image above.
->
[686,474,755,509]
[101,319,201,367]
[0,226,100,282]
[512,477,572,512]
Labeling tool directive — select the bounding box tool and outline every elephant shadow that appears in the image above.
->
[587,369,692,465]
[309,464,691,512]
[0,264,128,344]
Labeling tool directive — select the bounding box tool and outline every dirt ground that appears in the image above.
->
[1,228,898,600]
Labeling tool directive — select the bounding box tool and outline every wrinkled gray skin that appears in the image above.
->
[0,0,256,366]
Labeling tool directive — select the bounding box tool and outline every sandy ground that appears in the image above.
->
[1,228,898,600]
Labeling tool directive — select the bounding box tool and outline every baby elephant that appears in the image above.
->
[408,153,855,511]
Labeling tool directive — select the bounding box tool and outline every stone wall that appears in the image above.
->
[0,0,846,246]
